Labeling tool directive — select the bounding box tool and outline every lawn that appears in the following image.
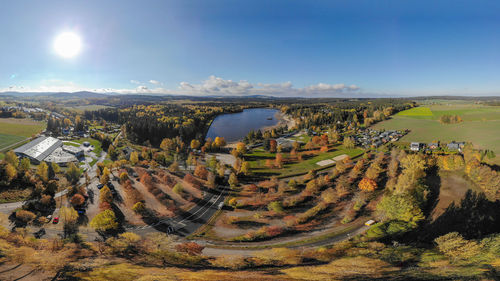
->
[74,137,103,156]
[246,146,365,177]
[373,102,500,164]
[0,118,46,151]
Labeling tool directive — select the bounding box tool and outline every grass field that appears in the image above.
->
[373,102,500,164]
[0,118,46,151]
[397,107,434,117]
[247,146,364,177]
[74,138,103,156]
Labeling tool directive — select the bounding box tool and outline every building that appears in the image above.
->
[62,145,84,157]
[410,142,422,151]
[447,141,465,152]
[428,142,439,150]
[14,136,62,164]
[14,136,81,165]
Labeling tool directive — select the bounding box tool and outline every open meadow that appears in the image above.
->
[373,102,500,163]
[0,118,46,151]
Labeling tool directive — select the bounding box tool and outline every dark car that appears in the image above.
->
[76,209,86,215]
[97,183,104,189]
[34,228,46,238]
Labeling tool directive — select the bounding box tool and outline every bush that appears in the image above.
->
[172,183,183,194]
[15,210,36,223]
[267,201,284,213]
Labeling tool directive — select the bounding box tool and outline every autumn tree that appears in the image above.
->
[66,162,81,184]
[119,172,129,183]
[90,209,118,233]
[235,142,247,156]
[213,136,226,149]
[275,153,284,168]
[228,172,238,188]
[335,160,347,174]
[16,210,36,224]
[173,183,183,194]
[343,136,355,149]
[60,206,79,237]
[175,242,204,255]
[207,172,216,188]
[434,232,482,261]
[359,178,377,191]
[194,165,208,180]
[240,161,251,176]
[190,139,201,150]
[19,158,30,172]
[269,139,277,153]
[268,201,284,213]
[100,186,113,207]
[37,161,49,182]
[168,161,179,173]
[4,151,19,168]
[5,164,17,181]
[70,193,85,206]
[376,193,424,227]
[130,151,139,165]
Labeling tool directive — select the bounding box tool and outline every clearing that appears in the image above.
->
[432,171,479,220]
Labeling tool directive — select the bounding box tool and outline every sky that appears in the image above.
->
[1,0,500,97]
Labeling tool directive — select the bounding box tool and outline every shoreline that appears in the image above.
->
[226,111,296,148]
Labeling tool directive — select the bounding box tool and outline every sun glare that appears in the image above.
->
[53,32,81,58]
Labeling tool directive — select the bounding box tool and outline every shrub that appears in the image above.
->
[15,210,36,223]
[175,242,204,255]
[267,201,284,213]
[173,183,183,194]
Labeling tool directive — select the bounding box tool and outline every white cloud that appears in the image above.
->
[0,76,361,97]
[149,80,162,85]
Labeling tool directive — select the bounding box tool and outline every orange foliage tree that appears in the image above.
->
[358,177,377,191]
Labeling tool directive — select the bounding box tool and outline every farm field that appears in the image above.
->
[0,118,46,151]
[396,106,434,118]
[373,103,500,163]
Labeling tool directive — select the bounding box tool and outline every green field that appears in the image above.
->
[247,146,364,177]
[397,107,434,118]
[0,118,46,151]
[74,137,103,156]
[373,103,500,164]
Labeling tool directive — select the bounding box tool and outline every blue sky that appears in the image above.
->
[1,0,500,96]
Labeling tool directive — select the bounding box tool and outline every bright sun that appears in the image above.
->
[54,32,81,58]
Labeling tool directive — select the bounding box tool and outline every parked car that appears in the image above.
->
[97,183,104,189]
[46,215,52,221]
[76,209,85,215]
[52,217,59,224]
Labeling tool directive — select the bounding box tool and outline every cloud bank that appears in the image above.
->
[1,75,360,97]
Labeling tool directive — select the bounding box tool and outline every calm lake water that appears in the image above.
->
[206,108,279,142]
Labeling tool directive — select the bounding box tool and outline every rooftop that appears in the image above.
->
[14,136,62,162]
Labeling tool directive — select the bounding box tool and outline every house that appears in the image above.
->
[410,142,422,151]
[428,142,439,150]
[447,141,465,152]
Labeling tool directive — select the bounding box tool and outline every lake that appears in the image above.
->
[205,108,279,142]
